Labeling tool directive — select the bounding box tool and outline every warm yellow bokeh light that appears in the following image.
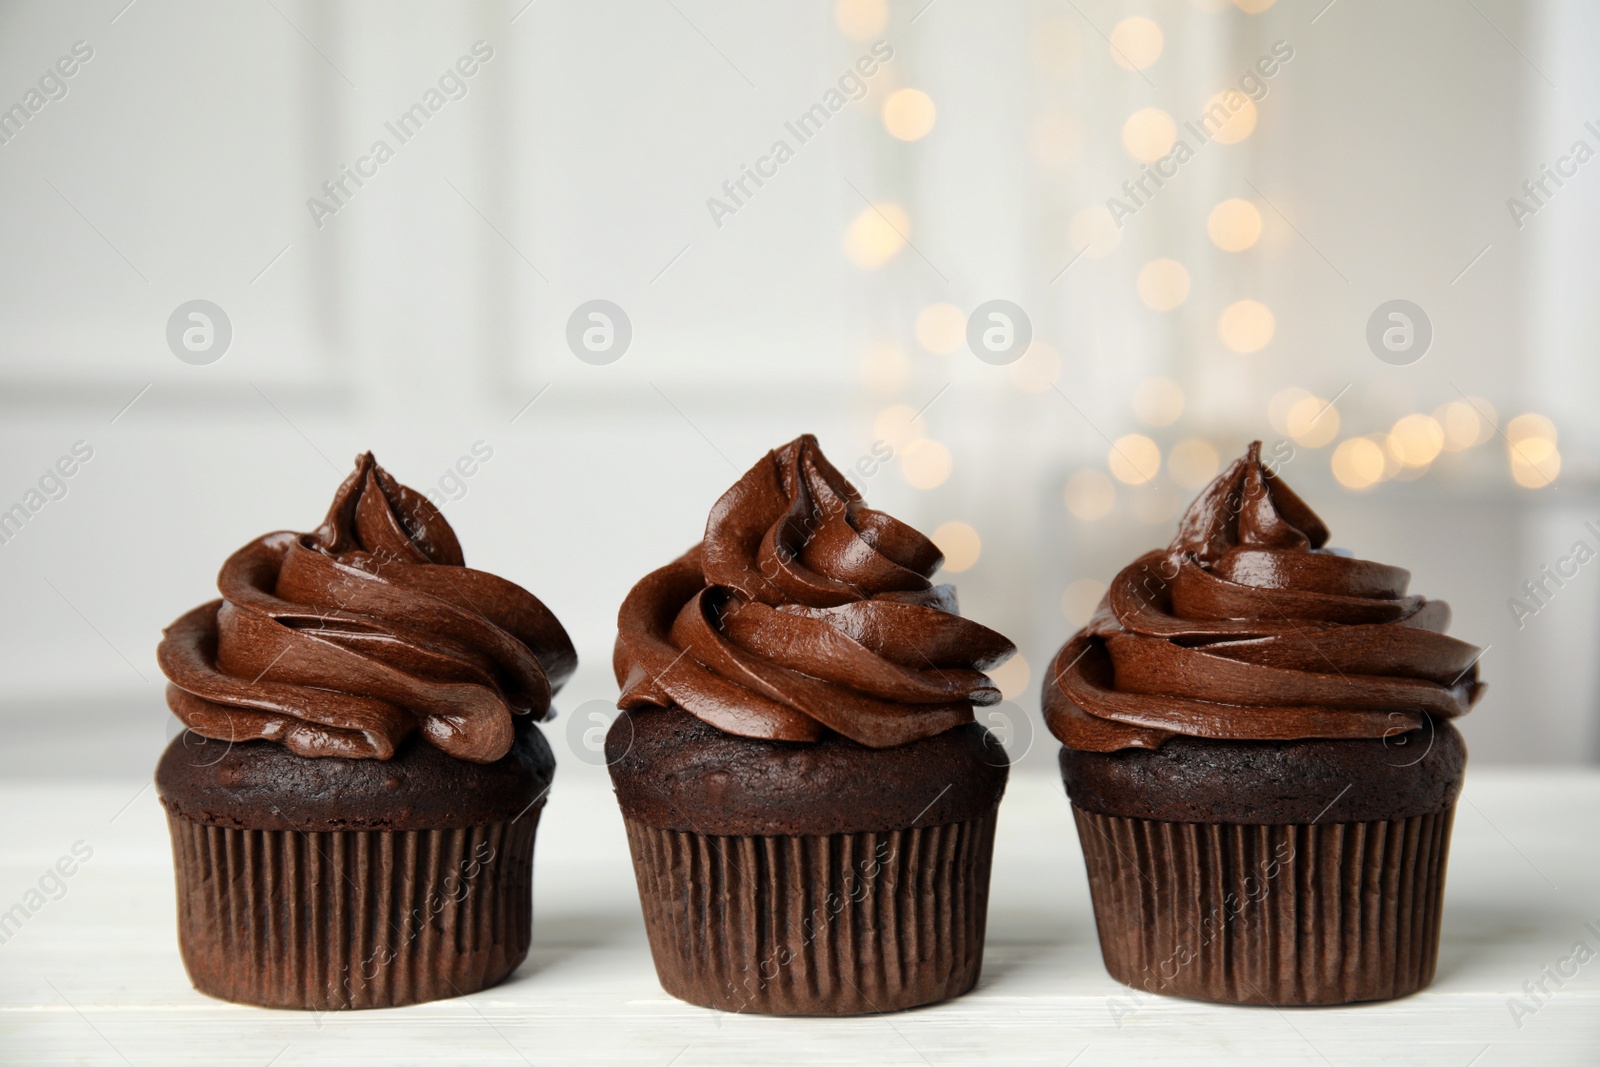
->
[1061,579,1108,627]
[1208,198,1262,252]
[989,654,1030,700]
[931,521,982,572]
[1109,434,1162,485]
[1137,258,1191,311]
[1507,412,1557,445]
[1169,438,1221,488]
[1009,341,1062,393]
[834,0,888,40]
[1268,387,1313,435]
[1203,92,1257,144]
[882,88,937,141]
[1218,300,1275,353]
[915,303,966,354]
[1435,399,1493,450]
[1233,0,1276,12]
[1109,17,1164,71]
[1132,376,1185,426]
[843,203,910,268]
[1031,113,1078,169]
[901,438,953,489]
[1122,107,1178,162]
[1332,437,1387,490]
[859,343,911,396]
[1507,419,1560,488]
[874,404,926,450]
[1388,414,1445,468]
[1069,205,1122,259]
[1511,441,1561,488]
[1065,469,1116,520]
[1512,437,1559,464]
[1286,395,1341,447]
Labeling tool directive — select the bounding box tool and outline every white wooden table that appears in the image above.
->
[3,763,1597,1066]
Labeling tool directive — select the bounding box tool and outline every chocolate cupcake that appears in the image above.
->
[1043,442,1484,1006]
[610,435,1016,1015]
[155,453,576,1010]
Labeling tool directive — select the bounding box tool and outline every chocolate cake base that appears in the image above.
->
[608,707,1007,1014]
[155,720,554,1009]
[1058,719,1466,825]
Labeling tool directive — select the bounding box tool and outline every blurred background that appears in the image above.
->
[1,0,1595,779]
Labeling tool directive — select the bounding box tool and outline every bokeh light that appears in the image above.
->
[1511,445,1561,488]
[915,303,966,354]
[1506,412,1557,445]
[1136,259,1191,310]
[901,438,953,489]
[1269,387,1312,434]
[1207,199,1262,251]
[1065,469,1116,520]
[1169,438,1221,488]
[1061,578,1108,627]
[1435,399,1494,450]
[874,404,926,449]
[1204,92,1257,144]
[1218,300,1275,352]
[834,0,888,40]
[1132,376,1185,426]
[1109,17,1164,71]
[843,203,909,267]
[1388,414,1445,468]
[989,654,1030,700]
[1507,413,1560,488]
[932,521,982,572]
[1233,0,1276,11]
[1109,434,1162,484]
[1285,395,1341,447]
[1331,437,1387,490]
[859,343,911,395]
[882,88,937,141]
[1123,107,1178,162]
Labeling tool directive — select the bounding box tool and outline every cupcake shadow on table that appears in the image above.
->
[608,434,1017,1015]
[155,453,576,1010]
[1043,441,1484,1007]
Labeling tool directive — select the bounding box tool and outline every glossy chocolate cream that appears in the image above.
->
[158,453,576,763]
[1044,441,1484,752]
[614,434,1015,748]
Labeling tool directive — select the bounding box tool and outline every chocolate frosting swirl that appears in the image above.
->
[158,453,576,763]
[614,435,1015,748]
[1043,442,1484,751]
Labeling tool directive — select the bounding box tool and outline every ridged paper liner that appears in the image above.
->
[1072,804,1455,1005]
[165,809,541,1010]
[622,810,998,1015]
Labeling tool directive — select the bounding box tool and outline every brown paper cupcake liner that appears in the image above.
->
[166,808,542,1010]
[623,809,999,1015]
[1072,804,1455,1006]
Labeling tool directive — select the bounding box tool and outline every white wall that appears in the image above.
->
[0,0,1594,775]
